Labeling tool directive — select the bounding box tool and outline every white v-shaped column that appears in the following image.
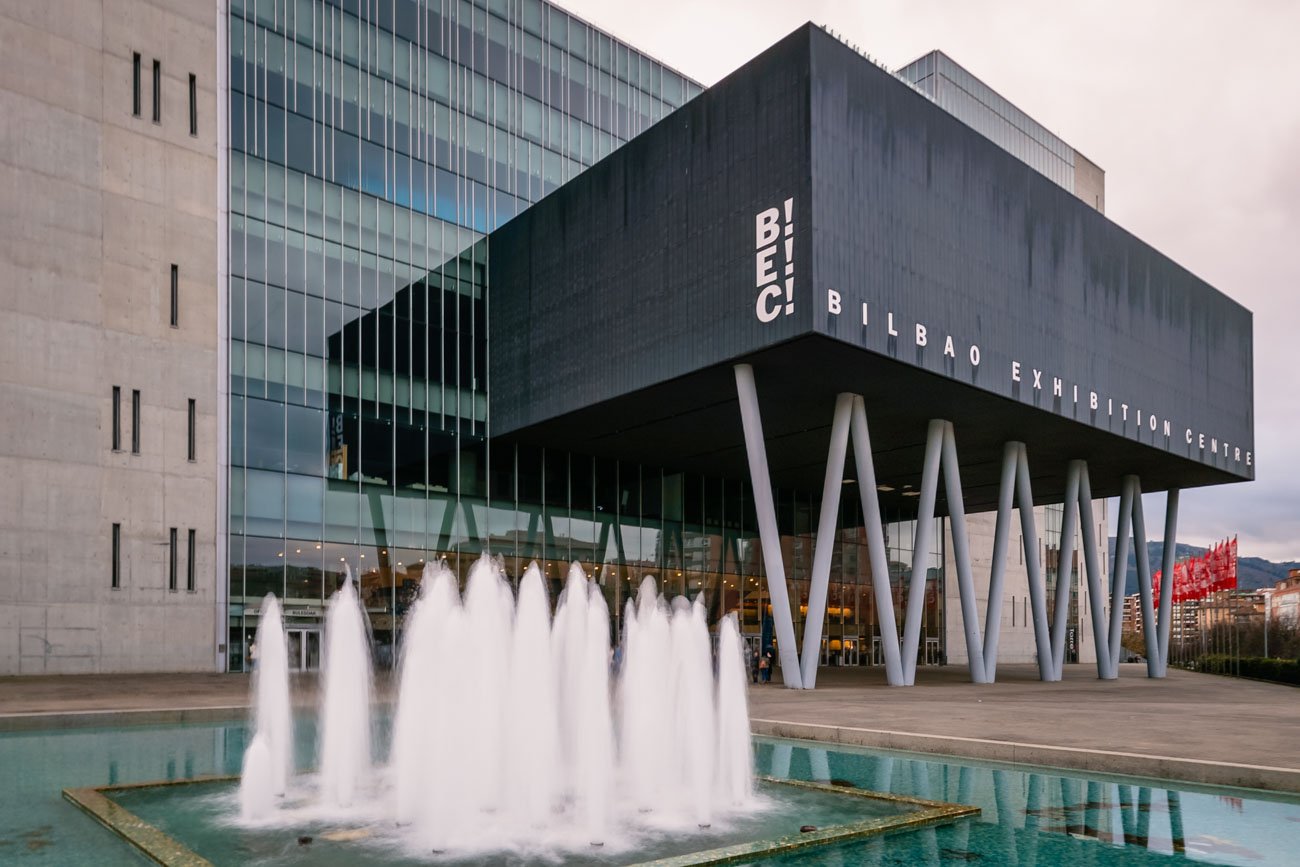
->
[799,395,908,687]
[733,364,803,688]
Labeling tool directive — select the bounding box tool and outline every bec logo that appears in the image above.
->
[754,198,794,323]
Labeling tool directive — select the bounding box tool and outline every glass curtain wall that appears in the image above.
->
[226,0,701,669]
[224,0,944,672]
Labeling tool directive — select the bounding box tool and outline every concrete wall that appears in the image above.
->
[944,505,1106,674]
[0,0,218,673]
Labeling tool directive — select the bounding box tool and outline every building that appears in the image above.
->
[1267,570,1300,625]
[1,1,219,672]
[1197,590,1266,634]
[1,3,1253,682]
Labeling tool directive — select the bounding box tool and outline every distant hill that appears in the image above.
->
[1106,539,1299,595]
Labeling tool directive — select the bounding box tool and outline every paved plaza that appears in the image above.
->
[1,664,1295,792]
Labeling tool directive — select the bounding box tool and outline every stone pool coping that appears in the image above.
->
[751,719,1300,795]
[61,775,978,867]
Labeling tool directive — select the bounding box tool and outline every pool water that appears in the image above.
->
[0,718,1296,865]
[749,740,1300,866]
[108,776,915,865]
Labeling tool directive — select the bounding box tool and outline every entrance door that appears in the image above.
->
[285,628,322,672]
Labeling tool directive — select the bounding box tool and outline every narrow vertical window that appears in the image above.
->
[187,529,196,591]
[112,386,122,450]
[187,398,196,461]
[188,74,197,136]
[111,523,122,589]
[152,59,161,123]
[132,53,141,116]
[131,389,141,454]
[170,264,179,327]
[169,527,178,591]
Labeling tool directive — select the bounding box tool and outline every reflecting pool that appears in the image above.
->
[1,720,1296,864]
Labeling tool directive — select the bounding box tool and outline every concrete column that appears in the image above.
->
[733,364,802,688]
[941,422,987,683]
[1156,489,1180,676]
[849,397,904,686]
[1109,478,1134,678]
[981,442,1019,683]
[1076,463,1113,680]
[1129,478,1160,676]
[901,419,945,685]
[1016,445,1056,681]
[1051,462,1082,678]
[799,393,854,689]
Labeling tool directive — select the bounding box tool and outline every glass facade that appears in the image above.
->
[225,0,944,671]
[896,50,1077,193]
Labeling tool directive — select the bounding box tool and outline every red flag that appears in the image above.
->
[1194,554,1212,600]
[1174,561,1190,603]
[1227,537,1238,590]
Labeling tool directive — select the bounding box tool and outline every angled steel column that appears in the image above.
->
[901,419,945,685]
[849,397,904,686]
[800,393,854,689]
[733,364,803,688]
[1109,477,1134,678]
[1129,478,1160,676]
[1107,478,1128,675]
[941,422,987,683]
[1051,462,1082,678]
[1076,463,1113,680]
[1156,489,1180,676]
[982,442,1019,683]
[1016,445,1055,681]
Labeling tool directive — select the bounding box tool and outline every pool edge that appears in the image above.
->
[751,718,1300,794]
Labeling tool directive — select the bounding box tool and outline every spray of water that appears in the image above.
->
[238,592,292,819]
[317,568,373,809]
[236,556,756,858]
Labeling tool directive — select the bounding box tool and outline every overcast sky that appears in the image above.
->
[555,0,1300,563]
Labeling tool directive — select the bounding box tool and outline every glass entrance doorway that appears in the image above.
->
[285,627,321,671]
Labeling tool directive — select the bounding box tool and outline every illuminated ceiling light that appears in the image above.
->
[315,544,322,549]
[877,484,895,492]
[842,478,857,485]
[295,548,302,554]
[902,490,921,497]
[276,552,283,557]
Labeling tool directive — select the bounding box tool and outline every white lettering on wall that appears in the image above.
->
[789,285,1250,472]
[753,198,794,320]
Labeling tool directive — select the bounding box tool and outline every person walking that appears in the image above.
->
[750,647,761,684]
[759,646,773,683]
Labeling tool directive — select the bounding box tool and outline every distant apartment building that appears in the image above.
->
[1267,570,1300,624]
[1198,590,1266,633]
[1123,592,1197,643]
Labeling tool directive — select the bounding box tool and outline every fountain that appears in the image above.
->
[236,556,758,859]
[239,592,292,820]
[317,568,373,809]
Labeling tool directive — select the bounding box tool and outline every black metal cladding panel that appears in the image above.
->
[490,28,814,434]
[807,29,1254,481]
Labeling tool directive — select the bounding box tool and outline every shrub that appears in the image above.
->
[1194,654,1300,686]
